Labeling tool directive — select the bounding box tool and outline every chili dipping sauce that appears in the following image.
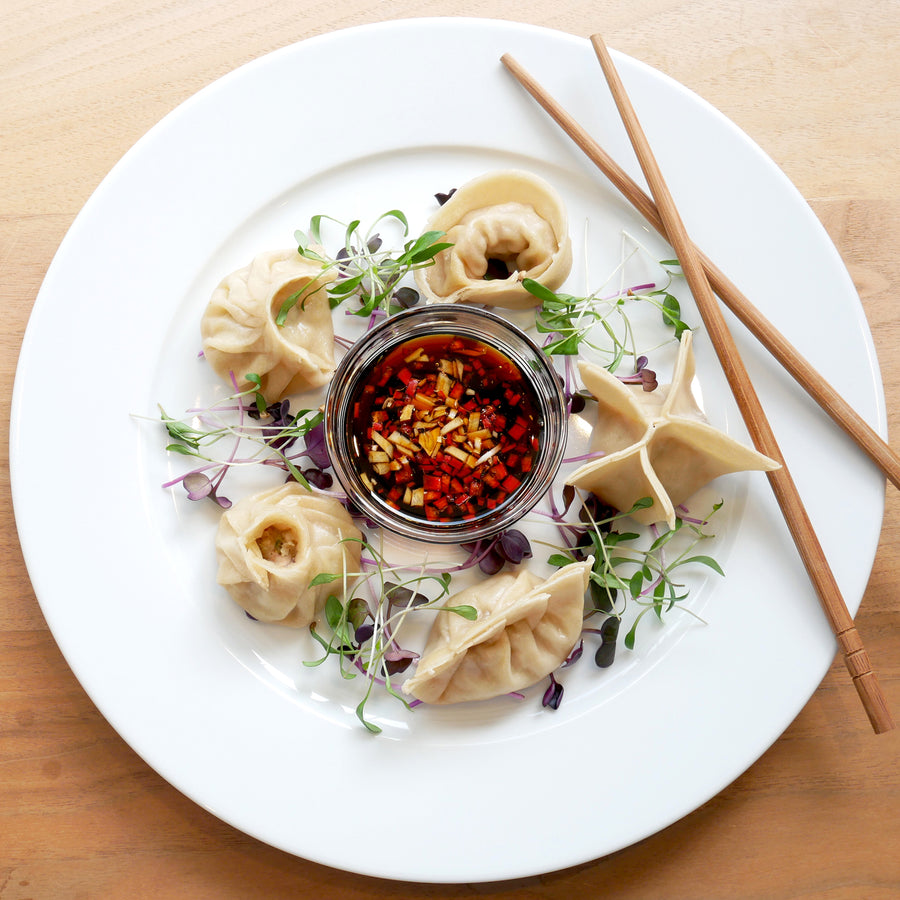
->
[347,334,544,522]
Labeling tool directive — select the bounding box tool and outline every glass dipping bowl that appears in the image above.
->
[325,305,567,543]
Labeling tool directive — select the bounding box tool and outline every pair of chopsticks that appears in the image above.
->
[501,36,894,734]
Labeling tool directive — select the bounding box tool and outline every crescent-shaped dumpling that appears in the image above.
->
[566,331,780,526]
[214,482,362,627]
[402,559,591,704]
[201,248,337,399]
[414,170,572,309]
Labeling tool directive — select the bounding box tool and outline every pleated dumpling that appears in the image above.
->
[201,248,337,399]
[567,330,780,527]
[214,482,362,627]
[415,170,572,309]
[402,559,591,704]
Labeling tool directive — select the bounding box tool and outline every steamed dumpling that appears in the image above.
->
[214,482,362,627]
[566,331,780,527]
[415,170,572,309]
[201,248,337,399]
[402,559,591,704]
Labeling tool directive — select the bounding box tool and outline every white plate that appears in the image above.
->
[10,18,885,882]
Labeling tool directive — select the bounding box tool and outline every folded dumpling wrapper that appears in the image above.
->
[402,559,592,704]
[414,169,572,309]
[201,248,337,399]
[214,482,362,627]
[567,330,780,527]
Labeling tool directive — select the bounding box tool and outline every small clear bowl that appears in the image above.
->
[325,304,567,543]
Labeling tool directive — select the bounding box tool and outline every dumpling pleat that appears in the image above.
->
[201,248,336,399]
[403,559,592,704]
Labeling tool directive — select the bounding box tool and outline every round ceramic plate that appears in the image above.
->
[10,18,885,883]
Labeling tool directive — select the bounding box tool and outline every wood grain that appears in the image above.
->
[2,1,898,897]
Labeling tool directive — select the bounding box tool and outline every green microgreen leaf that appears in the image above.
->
[244,373,267,414]
[311,572,341,588]
[548,552,575,568]
[675,555,726,577]
[445,604,477,621]
[164,442,199,456]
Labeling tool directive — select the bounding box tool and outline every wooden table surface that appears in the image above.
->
[2,1,898,897]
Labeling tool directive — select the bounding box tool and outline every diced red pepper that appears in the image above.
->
[508,419,527,441]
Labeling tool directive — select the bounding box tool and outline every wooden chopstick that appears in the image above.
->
[578,33,892,733]
[500,52,900,491]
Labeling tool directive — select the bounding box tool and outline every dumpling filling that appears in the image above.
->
[256,525,298,566]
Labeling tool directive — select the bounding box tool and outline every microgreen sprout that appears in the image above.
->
[305,536,476,734]
[460,528,533,575]
[526,272,691,370]
[545,487,724,659]
[157,375,327,503]
[542,672,564,709]
[275,210,452,324]
[655,259,690,338]
[616,355,659,392]
[524,241,692,373]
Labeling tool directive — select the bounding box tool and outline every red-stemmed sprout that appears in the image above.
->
[157,372,329,505]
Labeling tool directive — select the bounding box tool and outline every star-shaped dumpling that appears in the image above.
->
[566,330,779,527]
